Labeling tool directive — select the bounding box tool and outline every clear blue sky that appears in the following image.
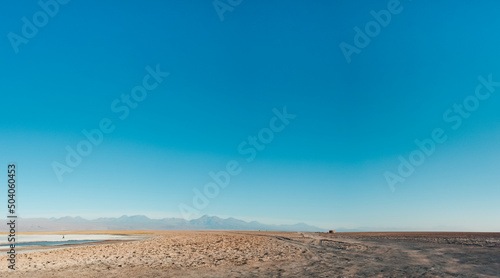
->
[1,0,499,231]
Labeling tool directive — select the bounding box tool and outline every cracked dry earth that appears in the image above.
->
[0,231,499,277]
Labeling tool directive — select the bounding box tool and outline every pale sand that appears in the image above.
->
[0,231,499,277]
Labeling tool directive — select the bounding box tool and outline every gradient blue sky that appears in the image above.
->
[1,0,499,231]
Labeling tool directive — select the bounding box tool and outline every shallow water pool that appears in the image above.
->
[1,240,101,247]
[0,234,140,245]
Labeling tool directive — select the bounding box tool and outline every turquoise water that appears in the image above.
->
[1,240,101,247]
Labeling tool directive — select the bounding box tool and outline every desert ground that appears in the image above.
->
[0,231,499,277]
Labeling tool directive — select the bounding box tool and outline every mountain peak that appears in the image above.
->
[16,215,323,232]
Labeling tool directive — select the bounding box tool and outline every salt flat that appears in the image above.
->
[0,231,498,277]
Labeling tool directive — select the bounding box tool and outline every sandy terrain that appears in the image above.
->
[0,231,499,277]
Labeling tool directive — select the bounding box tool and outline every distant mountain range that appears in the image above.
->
[6,215,323,232]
